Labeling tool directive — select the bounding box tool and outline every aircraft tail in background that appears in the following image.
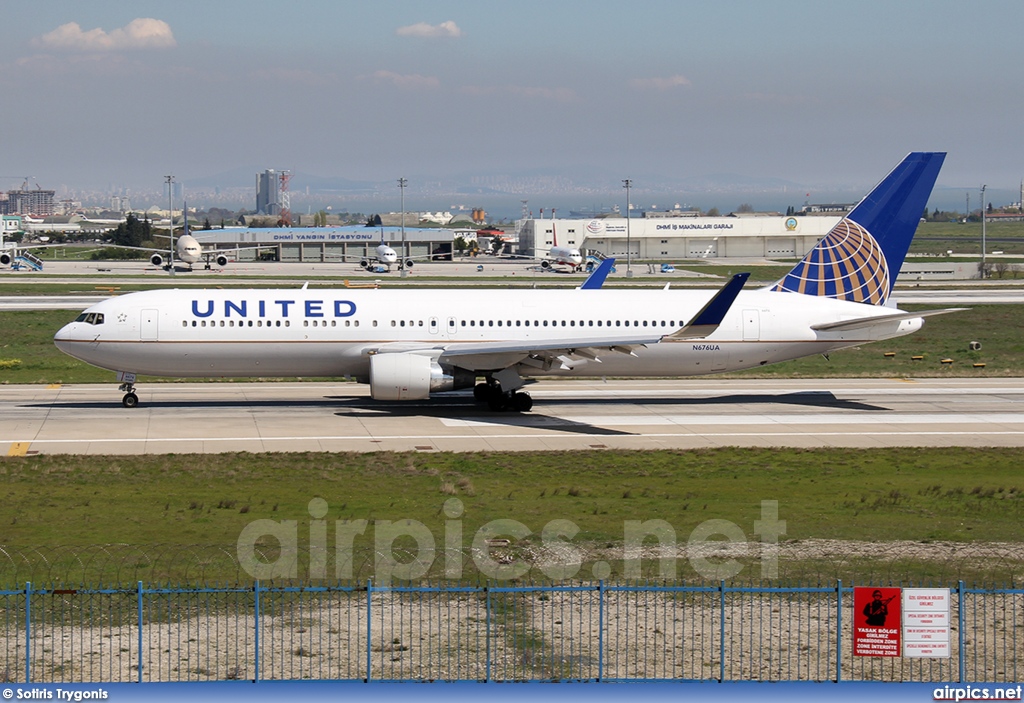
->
[771,152,945,305]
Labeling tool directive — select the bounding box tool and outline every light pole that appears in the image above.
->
[398,177,407,276]
[980,184,987,275]
[622,179,632,277]
[165,174,175,275]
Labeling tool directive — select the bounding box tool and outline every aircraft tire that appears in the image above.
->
[512,392,533,412]
[473,383,490,401]
[122,392,139,409]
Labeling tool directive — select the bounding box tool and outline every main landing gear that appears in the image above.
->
[473,382,533,412]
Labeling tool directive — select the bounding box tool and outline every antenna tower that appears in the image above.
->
[278,170,292,226]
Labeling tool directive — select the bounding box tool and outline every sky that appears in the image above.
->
[2,0,1023,210]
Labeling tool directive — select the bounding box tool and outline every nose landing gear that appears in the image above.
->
[118,380,139,408]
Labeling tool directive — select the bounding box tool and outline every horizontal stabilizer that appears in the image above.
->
[665,272,750,340]
[810,307,965,332]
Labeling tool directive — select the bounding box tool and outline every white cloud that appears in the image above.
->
[33,18,176,52]
[371,70,440,89]
[396,21,462,38]
[630,75,691,91]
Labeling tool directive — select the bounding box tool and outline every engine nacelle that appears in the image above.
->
[215,254,229,267]
[369,353,474,401]
[404,259,415,269]
[150,253,164,267]
[359,258,370,269]
[540,259,552,269]
[0,252,11,266]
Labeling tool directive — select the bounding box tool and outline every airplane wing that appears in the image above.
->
[810,307,965,332]
[363,273,749,371]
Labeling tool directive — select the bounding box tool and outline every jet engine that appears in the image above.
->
[369,353,474,401]
[0,252,11,266]
[150,253,164,267]
[215,254,229,267]
[360,258,370,269]
[404,259,415,269]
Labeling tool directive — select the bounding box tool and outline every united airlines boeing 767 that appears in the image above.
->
[55,153,954,410]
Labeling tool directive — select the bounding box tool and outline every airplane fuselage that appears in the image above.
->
[54,287,922,382]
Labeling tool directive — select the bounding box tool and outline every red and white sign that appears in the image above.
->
[854,587,902,657]
[903,588,951,658]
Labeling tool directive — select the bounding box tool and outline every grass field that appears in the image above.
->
[0,447,1021,585]
[2,303,1022,385]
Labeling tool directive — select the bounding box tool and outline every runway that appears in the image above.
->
[3,378,1023,455]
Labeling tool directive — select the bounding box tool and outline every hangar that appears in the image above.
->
[516,215,842,260]
[187,226,478,262]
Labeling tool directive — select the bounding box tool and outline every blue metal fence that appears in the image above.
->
[0,581,1020,683]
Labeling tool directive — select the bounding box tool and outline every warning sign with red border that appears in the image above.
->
[853,587,902,657]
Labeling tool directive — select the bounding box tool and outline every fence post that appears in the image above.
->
[597,580,604,682]
[958,580,966,683]
[254,581,260,683]
[24,582,30,684]
[719,580,726,683]
[485,586,491,683]
[137,581,144,683]
[366,579,372,682]
[836,579,842,683]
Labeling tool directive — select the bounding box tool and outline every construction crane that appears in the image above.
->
[0,176,33,190]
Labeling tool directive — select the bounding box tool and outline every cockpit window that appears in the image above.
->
[75,312,105,325]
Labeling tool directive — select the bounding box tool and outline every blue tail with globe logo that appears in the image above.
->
[771,152,945,305]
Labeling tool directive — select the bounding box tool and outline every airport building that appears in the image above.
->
[1,215,23,237]
[189,225,480,262]
[516,215,842,260]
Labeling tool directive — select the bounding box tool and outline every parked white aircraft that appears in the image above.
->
[55,153,953,411]
[115,206,263,271]
[538,223,583,271]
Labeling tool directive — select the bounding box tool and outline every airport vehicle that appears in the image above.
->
[55,153,951,411]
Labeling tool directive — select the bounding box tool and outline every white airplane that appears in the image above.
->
[55,153,954,411]
[113,207,261,271]
[538,223,583,271]
[356,231,401,272]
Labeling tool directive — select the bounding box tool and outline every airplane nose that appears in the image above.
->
[53,323,75,352]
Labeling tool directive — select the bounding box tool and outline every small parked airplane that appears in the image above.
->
[534,222,583,271]
[112,206,265,271]
[55,153,954,411]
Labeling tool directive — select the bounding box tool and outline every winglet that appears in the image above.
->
[578,257,616,290]
[665,272,749,340]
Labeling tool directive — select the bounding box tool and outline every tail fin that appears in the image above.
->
[770,152,945,305]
